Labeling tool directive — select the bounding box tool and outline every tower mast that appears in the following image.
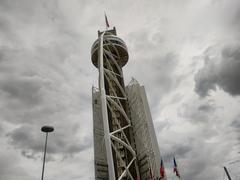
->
[92,25,164,180]
[92,27,138,179]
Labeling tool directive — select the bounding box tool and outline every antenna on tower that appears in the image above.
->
[104,11,110,30]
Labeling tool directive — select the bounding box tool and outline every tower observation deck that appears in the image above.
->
[91,27,163,180]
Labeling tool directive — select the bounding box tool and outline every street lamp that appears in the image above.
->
[41,126,54,180]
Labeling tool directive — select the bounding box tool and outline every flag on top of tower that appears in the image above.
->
[173,157,180,178]
[104,12,110,29]
[159,158,165,179]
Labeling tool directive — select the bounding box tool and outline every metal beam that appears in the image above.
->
[98,31,116,180]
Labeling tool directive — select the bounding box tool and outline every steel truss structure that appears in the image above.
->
[91,28,164,180]
[92,28,139,180]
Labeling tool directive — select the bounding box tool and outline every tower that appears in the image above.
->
[91,27,163,180]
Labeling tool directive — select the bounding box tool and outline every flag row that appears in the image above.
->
[136,156,181,180]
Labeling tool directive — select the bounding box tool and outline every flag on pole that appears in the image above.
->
[173,157,180,178]
[160,158,165,179]
[104,12,110,29]
[149,168,154,180]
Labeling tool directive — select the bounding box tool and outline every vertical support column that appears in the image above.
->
[98,32,116,180]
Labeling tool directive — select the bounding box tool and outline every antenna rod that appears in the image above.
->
[224,166,232,180]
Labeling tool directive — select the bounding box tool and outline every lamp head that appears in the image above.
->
[41,126,54,133]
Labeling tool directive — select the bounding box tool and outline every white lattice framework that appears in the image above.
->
[94,31,139,180]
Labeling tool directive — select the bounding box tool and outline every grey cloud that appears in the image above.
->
[198,103,216,112]
[0,0,58,23]
[0,33,90,124]
[21,150,40,160]
[126,50,180,109]
[184,159,208,180]
[179,100,217,124]
[128,29,165,55]
[195,43,240,97]
[7,124,92,160]
[182,140,231,180]
[0,0,93,164]
[0,17,20,46]
[0,152,34,180]
[168,93,184,105]
[160,130,232,180]
[0,123,3,136]
[1,0,240,180]
[7,125,46,157]
[127,28,179,88]
[0,75,46,106]
[231,115,240,129]
[222,0,240,33]
[163,143,192,162]
[155,120,171,132]
[148,53,180,109]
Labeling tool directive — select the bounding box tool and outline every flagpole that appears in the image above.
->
[104,11,110,30]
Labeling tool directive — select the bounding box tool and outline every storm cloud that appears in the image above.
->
[195,43,240,97]
[1,0,240,180]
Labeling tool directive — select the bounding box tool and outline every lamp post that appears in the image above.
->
[224,166,232,180]
[41,126,54,180]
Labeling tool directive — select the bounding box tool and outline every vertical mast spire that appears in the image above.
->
[104,11,110,30]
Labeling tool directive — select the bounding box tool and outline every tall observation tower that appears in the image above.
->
[91,27,163,180]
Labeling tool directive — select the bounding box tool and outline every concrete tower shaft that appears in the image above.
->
[91,28,139,180]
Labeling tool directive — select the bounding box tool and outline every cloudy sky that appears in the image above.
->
[0,0,240,180]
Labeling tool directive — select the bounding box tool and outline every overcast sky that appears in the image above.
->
[0,0,240,180]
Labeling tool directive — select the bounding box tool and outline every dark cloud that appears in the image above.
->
[7,124,92,160]
[0,45,92,124]
[0,75,45,106]
[0,0,240,180]
[0,0,93,163]
[231,115,240,129]
[198,103,216,112]
[195,43,240,97]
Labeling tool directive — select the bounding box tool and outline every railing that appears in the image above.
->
[91,35,128,55]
